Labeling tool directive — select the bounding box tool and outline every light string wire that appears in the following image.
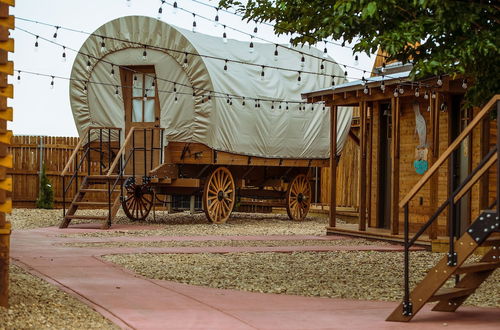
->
[185,0,390,60]
[16,25,330,106]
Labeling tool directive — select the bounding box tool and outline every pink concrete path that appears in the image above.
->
[10,225,500,330]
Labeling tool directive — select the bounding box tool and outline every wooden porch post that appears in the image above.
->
[367,104,374,227]
[391,97,401,235]
[359,101,367,231]
[329,104,338,228]
[429,95,440,239]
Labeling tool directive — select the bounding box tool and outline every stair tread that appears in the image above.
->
[456,261,500,274]
[429,287,474,302]
[64,215,108,220]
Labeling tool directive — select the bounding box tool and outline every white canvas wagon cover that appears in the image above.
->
[70,16,352,159]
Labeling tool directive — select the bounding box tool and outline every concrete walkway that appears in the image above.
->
[10,225,500,330]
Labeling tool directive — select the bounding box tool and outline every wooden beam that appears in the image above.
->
[367,103,374,227]
[329,105,338,228]
[429,95,439,239]
[391,97,401,235]
[359,101,367,231]
[479,115,490,210]
[348,128,360,146]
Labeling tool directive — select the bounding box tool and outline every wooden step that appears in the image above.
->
[64,215,108,220]
[80,188,119,193]
[73,202,110,206]
[455,261,500,275]
[428,287,475,302]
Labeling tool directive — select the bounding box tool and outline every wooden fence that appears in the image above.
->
[8,135,104,208]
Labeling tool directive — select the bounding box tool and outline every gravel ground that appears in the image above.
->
[0,264,118,330]
[104,251,499,308]
[65,238,391,249]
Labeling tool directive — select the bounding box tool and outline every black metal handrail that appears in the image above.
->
[400,97,500,316]
[61,127,122,218]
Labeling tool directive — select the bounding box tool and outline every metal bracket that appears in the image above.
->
[466,210,499,245]
[447,252,457,266]
[213,150,218,163]
[402,301,413,316]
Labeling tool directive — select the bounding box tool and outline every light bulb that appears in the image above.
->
[62,47,66,62]
[172,1,177,14]
[86,59,91,71]
[331,76,335,86]
[223,60,228,72]
[437,75,443,86]
[214,10,219,27]
[462,79,467,89]
[142,48,147,61]
[249,41,254,53]
[300,54,305,68]
[323,41,328,58]
[274,49,278,61]
[50,77,55,90]
[393,89,399,97]
[16,71,20,84]
[398,86,404,94]
[110,65,115,77]
[261,67,265,81]
[157,7,163,19]
[381,62,386,72]
[34,36,39,52]
[321,60,325,71]
[242,97,246,106]
[424,91,429,100]
[254,26,258,34]
[126,0,131,7]
[115,86,120,97]
[53,27,59,40]
[432,91,436,99]
[192,15,197,32]
[363,85,369,94]
[223,28,227,43]
[414,88,420,97]
[100,39,106,53]
[174,93,178,103]
[354,55,359,66]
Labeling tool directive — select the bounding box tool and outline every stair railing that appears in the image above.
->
[398,95,499,317]
[60,127,121,219]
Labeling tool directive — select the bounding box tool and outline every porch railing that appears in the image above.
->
[399,94,499,316]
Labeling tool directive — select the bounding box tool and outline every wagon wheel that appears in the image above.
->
[286,174,311,221]
[122,178,153,221]
[203,167,235,224]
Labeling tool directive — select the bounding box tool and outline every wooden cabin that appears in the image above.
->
[304,64,498,245]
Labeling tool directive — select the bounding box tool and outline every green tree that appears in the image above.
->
[219,0,499,106]
[36,164,54,209]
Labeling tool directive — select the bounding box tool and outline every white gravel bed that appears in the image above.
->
[64,238,391,249]
[0,264,117,330]
[104,251,499,308]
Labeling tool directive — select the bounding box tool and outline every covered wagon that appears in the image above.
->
[61,16,352,228]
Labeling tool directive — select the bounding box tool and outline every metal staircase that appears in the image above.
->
[387,95,500,321]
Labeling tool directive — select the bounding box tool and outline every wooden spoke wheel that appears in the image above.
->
[122,179,153,221]
[203,167,235,224]
[286,174,311,221]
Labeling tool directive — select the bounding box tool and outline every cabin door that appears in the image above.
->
[450,96,471,235]
[378,103,392,229]
[120,66,161,178]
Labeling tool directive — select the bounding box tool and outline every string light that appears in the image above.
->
[183,52,188,65]
[381,62,386,73]
[126,0,132,7]
[115,85,119,97]
[61,46,66,62]
[242,97,245,106]
[260,66,265,80]
[100,37,106,53]
[249,37,254,53]
[354,55,359,66]
[84,81,88,92]
[86,57,91,71]
[222,25,227,43]
[50,76,55,89]
[286,102,289,111]
[157,0,165,19]
[274,45,278,61]
[214,8,219,27]
[152,77,155,87]
[142,46,147,61]
[223,59,228,72]
[424,91,429,100]
[53,26,59,40]
[271,101,275,110]
[172,1,178,14]
[393,88,399,97]
[432,91,436,99]
[300,53,305,68]
[133,74,138,86]
[192,13,197,32]
[253,25,258,34]
[398,85,404,94]
[174,93,178,103]
[331,75,335,86]
[414,87,420,97]
[320,59,325,71]
[110,64,115,77]
[462,79,468,89]
[323,41,328,58]
[344,65,348,77]
[34,35,39,52]
[437,75,443,86]
[16,70,20,84]
[297,71,302,84]
[363,85,369,94]
[381,78,385,92]
[144,90,149,101]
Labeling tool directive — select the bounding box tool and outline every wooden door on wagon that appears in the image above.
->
[120,66,162,178]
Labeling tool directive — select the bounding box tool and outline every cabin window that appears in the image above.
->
[131,73,156,123]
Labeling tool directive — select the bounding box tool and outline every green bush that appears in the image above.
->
[36,164,54,209]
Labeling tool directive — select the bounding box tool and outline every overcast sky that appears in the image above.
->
[10,0,376,137]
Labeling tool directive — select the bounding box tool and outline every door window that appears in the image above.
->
[132,73,156,123]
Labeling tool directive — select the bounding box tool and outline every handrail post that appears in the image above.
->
[402,204,412,316]
[497,100,499,218]
[144,128,147,179]
[132,130,136,178]
[160,128,164,164]
[108,128,111,171]
[87,129,91,176]
[447,152,457,266]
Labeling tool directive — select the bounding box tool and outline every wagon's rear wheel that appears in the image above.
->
[122,178,153,221]
[286,174,311,221]
[203,167,235,224]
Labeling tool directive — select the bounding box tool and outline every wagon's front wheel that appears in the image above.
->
[286,174,311,221]
[122,178,153,221]
[203,167,235,224]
